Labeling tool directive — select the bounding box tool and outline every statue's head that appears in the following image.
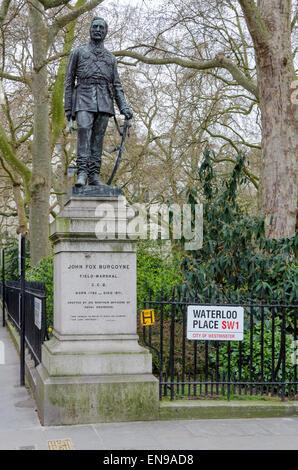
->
[90,17,108,42]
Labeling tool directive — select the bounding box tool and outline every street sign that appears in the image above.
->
[140,309,155,326]
[18,233,22,276]
[1,247,5,328]
[34,297,42,330]
[187,305,244,341]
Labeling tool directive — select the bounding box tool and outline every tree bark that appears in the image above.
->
[12,183,28,235]
[251,0,297,238]
[28,0,51,264]
[0,0,11,23]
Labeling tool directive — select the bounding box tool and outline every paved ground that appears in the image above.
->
[1,324,298,450]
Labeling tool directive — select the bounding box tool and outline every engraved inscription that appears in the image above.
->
[58,254,136,334]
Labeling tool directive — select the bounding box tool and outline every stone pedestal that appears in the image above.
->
[35,194,159,425]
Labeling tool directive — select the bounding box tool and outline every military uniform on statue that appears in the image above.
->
[64,17,133,188]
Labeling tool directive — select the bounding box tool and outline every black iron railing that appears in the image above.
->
[3,280,47,366]
[142,292,297,401]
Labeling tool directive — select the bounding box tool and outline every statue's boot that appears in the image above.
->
[75,171,88,187]
[88,158,102,186]
[75,127,90,187]
[88,173,103,186]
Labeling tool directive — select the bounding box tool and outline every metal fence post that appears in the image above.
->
[1,248,5,327]
[19,235,26,386]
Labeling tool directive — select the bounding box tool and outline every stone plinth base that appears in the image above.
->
[34,194,159,425]
[36,365,159,425]
[42,335,153,376]
[67,184,121,198]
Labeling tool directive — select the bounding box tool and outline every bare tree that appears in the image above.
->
[114,0,297,239]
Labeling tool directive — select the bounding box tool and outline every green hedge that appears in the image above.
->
[208,317,295,383]
[136,240,182,310]
[26,257,54,330]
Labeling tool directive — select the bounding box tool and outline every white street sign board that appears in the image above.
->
[34,297,42,330]
[187,305,244,341]
[18,234,22,276]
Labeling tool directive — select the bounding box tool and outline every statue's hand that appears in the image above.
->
[65,110,72,122]
[122,108,133,120]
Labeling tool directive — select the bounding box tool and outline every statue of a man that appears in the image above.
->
[64,17,133,187]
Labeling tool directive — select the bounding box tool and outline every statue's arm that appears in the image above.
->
[64,48,79,119]
[113,61,133,119]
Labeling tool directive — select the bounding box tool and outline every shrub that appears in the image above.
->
[208,317,295,383]
[137,239,183,310]
[179,150,298,304]
[1,237,30,280]
[26,256,54,329]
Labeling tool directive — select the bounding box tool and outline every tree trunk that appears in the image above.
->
[28,0,51,264]
[12,183,28,235]
[255,0,297,239]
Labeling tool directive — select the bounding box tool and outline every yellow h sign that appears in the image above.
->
[140,309,155,326]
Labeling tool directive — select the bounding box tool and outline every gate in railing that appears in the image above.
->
[141,292,297,401]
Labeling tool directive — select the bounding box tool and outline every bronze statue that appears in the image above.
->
[64,17,133,187]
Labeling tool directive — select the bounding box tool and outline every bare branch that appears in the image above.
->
[51,0,105,35]
[0,153,17,183]
[210,154,259,189]
[35,50,69,72]
[113,50,259,98]
[0,210,18,217]
[0,0,11,24]
[16,127,34,147]
[215,53,258,98]
[37,0,71,9]
[0,71,31,86]
[237,0,270,47]
[0,123,32,196]
[291,10,298,32]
